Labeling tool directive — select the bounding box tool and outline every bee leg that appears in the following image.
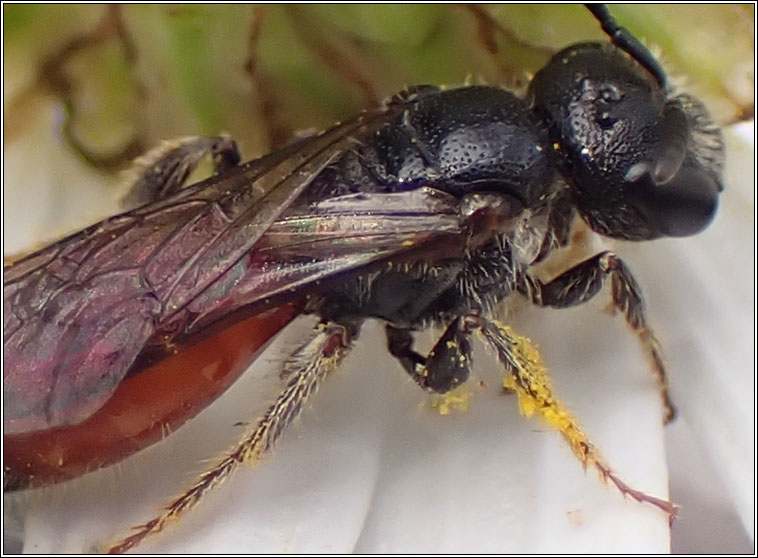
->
[473,315,677,521]
[121,135,241,209]
[519,251,675,423]
[386,316,473,394]
[106,321,352,554]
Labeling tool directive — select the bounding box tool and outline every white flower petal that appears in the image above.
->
[644,122,755,550]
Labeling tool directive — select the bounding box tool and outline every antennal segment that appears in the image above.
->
[586,4,668,88]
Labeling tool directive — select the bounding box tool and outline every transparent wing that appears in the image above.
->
[3,105,407,433]
[182,187,466,334]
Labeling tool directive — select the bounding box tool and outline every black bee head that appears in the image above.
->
[529,42,724,240]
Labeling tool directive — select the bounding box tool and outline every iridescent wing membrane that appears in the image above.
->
[3,101,465,435]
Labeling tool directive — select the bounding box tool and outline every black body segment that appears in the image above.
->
[387,316,474,393]
[530,42,724,240]
[303,85,556,207]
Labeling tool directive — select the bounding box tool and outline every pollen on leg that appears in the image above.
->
[497,325,597,463]
[479,319,676,521]
[430,384,472,415]
[105,323,351,553]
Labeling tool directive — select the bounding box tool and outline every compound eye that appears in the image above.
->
[626,165,721,237]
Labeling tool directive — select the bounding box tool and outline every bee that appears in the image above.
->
[4,5,747,553]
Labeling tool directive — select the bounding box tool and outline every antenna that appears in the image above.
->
[586,4,668,88]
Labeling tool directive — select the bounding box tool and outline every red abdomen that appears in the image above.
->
[4,304,298,490]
